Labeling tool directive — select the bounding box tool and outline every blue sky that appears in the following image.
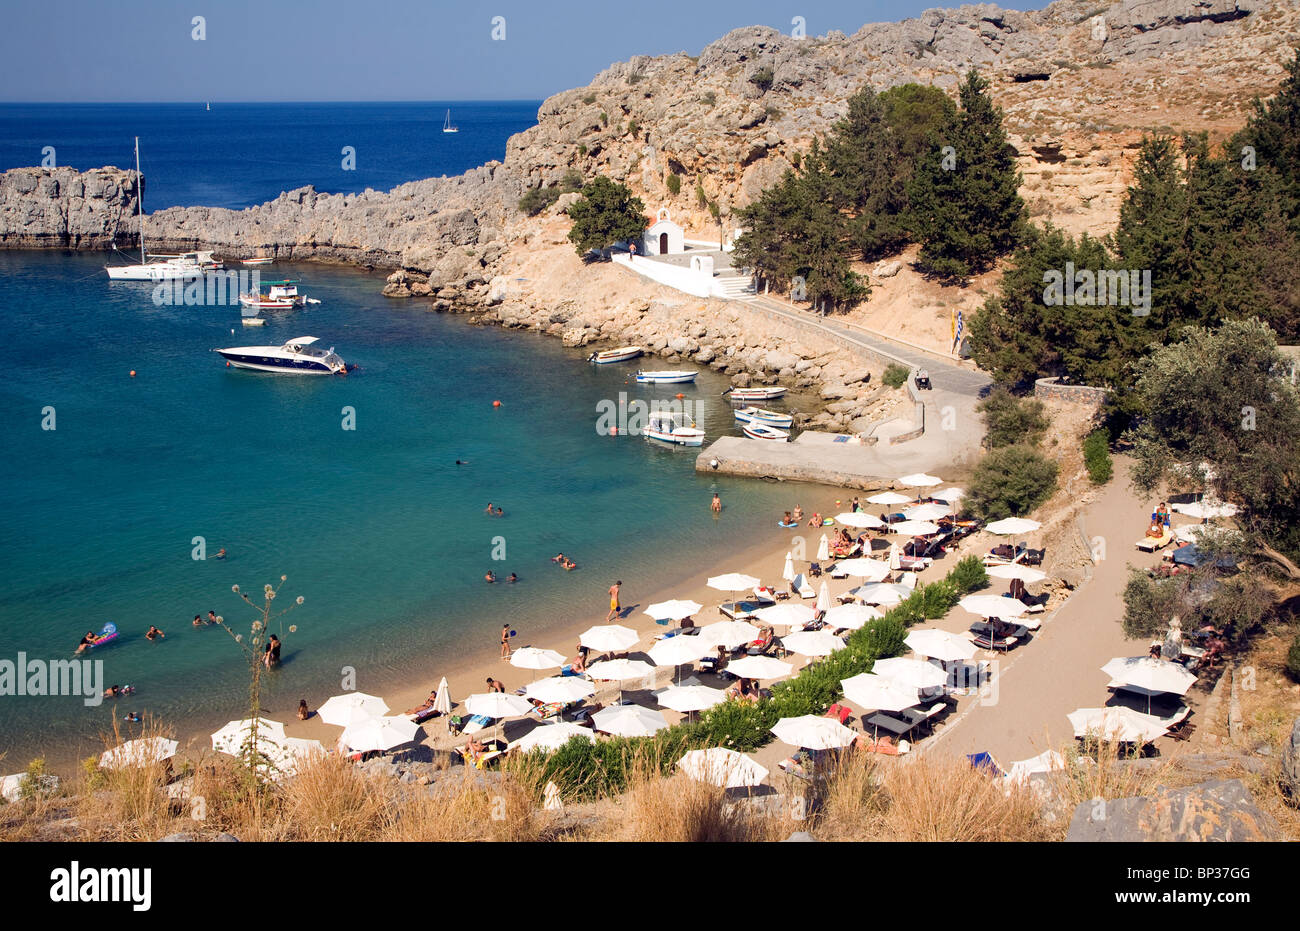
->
[0,0,1044,102]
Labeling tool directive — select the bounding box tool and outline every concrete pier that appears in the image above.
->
[695,430,965,488]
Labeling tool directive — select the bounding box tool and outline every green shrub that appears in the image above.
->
[968,445,1058,520]
[708,201,720,220]
[978,387,1048,448]
[749,67,775,92]
[1287,634,1300,682]
[1083,429,1113,484]
[882,363,910,388]
[765,105,782,121]
[949,555,989,592]
[666,173,681,196]
[600,111,609,126]
[577,144,587,157]
[558,169,583,193]
[518,186,561,216]
[700,91,716,107]
[582,93,597,105]
[627,120,640,137]
[696,182,708,208]
[628,73,643,85]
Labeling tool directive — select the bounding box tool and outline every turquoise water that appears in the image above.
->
[0,251,810,763]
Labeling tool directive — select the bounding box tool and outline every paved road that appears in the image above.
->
[741,294,992,399]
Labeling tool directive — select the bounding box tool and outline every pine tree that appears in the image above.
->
[908,71,1025,280]
[566,177,646,257]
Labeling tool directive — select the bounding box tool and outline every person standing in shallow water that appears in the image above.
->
[500,624,511,659]
[606,581,622,622]
[711,493,721,515]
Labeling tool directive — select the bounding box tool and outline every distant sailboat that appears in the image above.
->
[442,109,458,133]
[206,101,210,111]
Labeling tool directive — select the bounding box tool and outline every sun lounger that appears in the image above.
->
[411,706,441,724]
[461,713,495,735]
[791,573,816,599]
[1136,529,1174,552]
[971,632,1020,652]
[864,712,914,737]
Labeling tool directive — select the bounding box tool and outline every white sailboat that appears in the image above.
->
[442,109,458,133]
[105,137,222,281]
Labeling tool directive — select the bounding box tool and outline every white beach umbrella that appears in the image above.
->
[697,619,761,649]
[591,704,669,737]
[985,517,1042,535]
[586,658,655,682]
[433,676,452,716]
[867,491,912,506]
[465,692,534,719]
[903,502,951,521]
[1067,706,1168,743]
[824,602,883,630]
[986,564,1048,583]
[835,512,886,529]
[872,656,947,691]
[707,572,761,592]
[317,692,390,727]
[525,676,596,705]
[835,558,891,581]
[579,624,640,653]
[211,718,288,755]
[658,684,729,713]
[898,473,943,488]
[755,602,816,629]
[771,715,857,750]
[1101,656,1197,697]
[905,628,977,662]
[99,737,178,770]
[781,630,845,657]
[817,534,830,561]
[647,636,713,668]
[510,647,567,672]
[935,487,966,503]
[958,594,1030,618]
[841,673,919,712]
[852,582,911,605]
[277,737,326,776]
[512,722,594,754]
[678,748,769,788]
[782,551,795,583]
[644,599,702,621]
[816,581,831,615]
[1005,750,1065,787]
[339,714,420,753]
[725,655,794,680]
[889,520,941,536]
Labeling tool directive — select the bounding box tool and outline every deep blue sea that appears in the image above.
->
[0,104,812,765]
[0,101,541,208]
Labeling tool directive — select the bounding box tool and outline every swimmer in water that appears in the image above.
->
[485,571,497,583]
[215,548,227,560]
[507,573,518,583]
[456,459,468,465]
[552,552,565,563]
[76,631,99,654]
[495,506,504,517]
[192,614,203,628]
[146,625,164,641]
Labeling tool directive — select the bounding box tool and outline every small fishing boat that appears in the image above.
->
[724,385,788,401]
[241,317,266,326]
[644,410,706,446]
[239,281,320,310]
[214,336,348,375]
[733,406,794,429]
[742,423,790,441]
[587,346,643,365]
[635,370,697,384]
[241,257,273,267]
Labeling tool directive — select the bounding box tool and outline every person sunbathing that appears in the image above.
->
[570,652,587,674]
[464,736,487,762]
[792,505,804,521]
[1145,519,1164,538]
[808,512,822,527]
[405,691,438,715]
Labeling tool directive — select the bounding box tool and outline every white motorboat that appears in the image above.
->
[742,423,790,441]
[587,346,643,364]
[241,257,274,267]
[644,410,706,446]
[239,281,320,310]
[443,109,459,133]
[724,385,788,401]
[733,406,794,429]
[635,370,697,384]
[105,137,225,280]
[214,336,348,375]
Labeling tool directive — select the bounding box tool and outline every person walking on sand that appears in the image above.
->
[606,581,622,622]
[711,493,721,514]
[500,624,512,659]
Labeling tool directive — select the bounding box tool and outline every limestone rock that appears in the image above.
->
[1065,778,1280,841]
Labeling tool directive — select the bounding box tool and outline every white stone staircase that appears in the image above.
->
[712,272,755,299]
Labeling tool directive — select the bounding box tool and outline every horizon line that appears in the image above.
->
[0,98,548,106]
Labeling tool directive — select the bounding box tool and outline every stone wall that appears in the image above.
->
[1034,376,1107,408]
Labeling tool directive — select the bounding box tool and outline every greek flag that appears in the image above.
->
[953,310,964,354]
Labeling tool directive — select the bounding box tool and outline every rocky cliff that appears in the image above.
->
[2,0,1297,303]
